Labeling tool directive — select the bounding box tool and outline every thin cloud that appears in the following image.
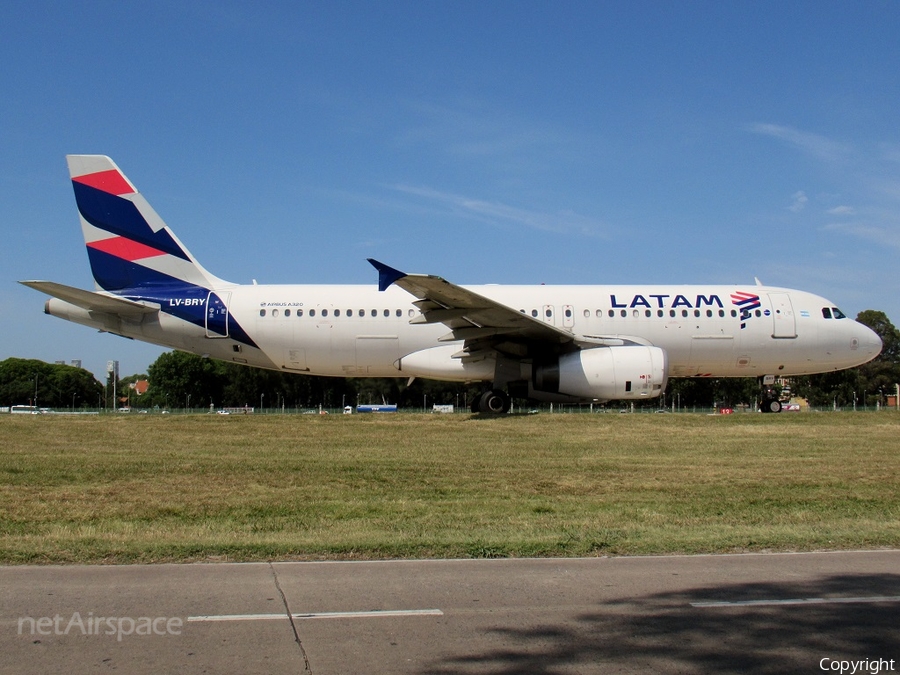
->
[392,184,605,237]
[822,221,900,250]
[748,123,850,162]
[826,205,855,216]
[879,143,900,164]
[788,190,808,213]
[395,98,589,169]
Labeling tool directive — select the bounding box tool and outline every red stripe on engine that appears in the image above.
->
[73,169,135,195]
[87,236,166,261]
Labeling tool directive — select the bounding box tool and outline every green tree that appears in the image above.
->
[661,377,759,409]
[855,310,900,405]
[0,358,103,409]
[146,351,226,410]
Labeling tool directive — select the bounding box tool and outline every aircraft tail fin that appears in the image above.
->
[67,155,229,292]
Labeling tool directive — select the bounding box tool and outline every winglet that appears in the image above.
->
[368,259,407,292]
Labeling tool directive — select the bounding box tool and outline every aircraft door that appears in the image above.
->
[768,293,797,338]
[205,291,231,338]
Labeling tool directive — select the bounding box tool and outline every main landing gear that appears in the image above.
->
[471,389,511,414]
[759,398,782,413]
[758,376,782,413]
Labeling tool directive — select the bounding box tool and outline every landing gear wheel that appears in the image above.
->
[760,398,782,413]
[477,389,511,414]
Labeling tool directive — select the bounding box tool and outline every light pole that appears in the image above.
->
[260,392,265,412]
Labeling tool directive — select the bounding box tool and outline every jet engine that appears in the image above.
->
[532,346,668,401]
[395,344,496,381]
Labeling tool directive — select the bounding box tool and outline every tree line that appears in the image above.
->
[2,310,897,411]
[0,358,104,409]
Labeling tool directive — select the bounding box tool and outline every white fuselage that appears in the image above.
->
[47,282,882,381]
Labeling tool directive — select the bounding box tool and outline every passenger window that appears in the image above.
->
[620,310,627,318]
[583,309,590,318]
[285,309,291,317]
[310,309,316,317]
[359,309,364,317]
[259,309,266,317]
[682,310,688,318]
[707,310,713,318]
[670,310,676,318]
[408,309,415,317]
[298,309,303,317]
[565,308,572,318]
[596,310,603,318]
[396,309,402,317]
[384,309,390,317]
[371,309,377,317]
[755,309,761,317]
[718,310,725,317]
[832,307,846,319]
[694,310,700,318]
[730,309,737,317]
[334,309,340,317]
[273,309,279,318]
[531,309,538,317]
[645,310,651,318]
[545,309,552,318]
[657,310,664,317]
[322,309,328,317]
[608,309,615,318]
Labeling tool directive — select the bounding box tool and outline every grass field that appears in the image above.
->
[0,412,897,564]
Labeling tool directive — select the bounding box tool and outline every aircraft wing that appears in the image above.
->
[19,281,160,316]
[368,259,576,358]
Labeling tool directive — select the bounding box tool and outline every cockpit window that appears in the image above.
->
[822,307,832,319]
[832,307,846,319]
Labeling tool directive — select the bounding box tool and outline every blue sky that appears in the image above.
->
[2,1,899,380]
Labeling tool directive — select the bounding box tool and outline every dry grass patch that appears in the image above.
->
[0,412,897,563]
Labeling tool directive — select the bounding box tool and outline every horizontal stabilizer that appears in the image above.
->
[19,281,159,316]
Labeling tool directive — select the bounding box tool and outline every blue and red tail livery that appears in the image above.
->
[67,155,222,292]
[57,156,256,348]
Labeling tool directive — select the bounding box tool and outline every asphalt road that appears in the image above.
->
[2,550,898,674]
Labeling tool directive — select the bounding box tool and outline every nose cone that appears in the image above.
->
[854,321,883,365]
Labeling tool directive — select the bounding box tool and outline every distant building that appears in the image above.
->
[129,380,150,396]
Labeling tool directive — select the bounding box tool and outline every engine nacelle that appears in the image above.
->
[396,344,496,382]
[533,346,668,401]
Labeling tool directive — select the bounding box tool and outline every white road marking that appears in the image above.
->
[187,608,443,622]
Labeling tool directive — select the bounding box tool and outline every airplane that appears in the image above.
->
[21,155,883,413]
